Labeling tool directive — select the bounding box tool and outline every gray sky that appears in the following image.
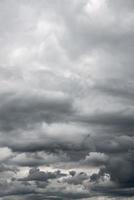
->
[0,0,134,199]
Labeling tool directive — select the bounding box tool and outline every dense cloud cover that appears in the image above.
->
[0,0,134,199]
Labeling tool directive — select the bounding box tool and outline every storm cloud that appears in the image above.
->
[0,0,134,199]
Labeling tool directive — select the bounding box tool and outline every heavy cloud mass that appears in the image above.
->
[0,0,134,199]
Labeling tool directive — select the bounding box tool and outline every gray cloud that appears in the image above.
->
[0,164,18,173]
[19,168,66,182]
[0,0,134,199]
[0,89,73,131]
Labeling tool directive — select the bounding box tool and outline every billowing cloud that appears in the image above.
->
[19,168,66,182]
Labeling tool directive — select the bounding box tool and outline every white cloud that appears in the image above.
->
[0,147,12,161]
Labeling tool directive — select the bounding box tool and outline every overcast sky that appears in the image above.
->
[0,0,134,199]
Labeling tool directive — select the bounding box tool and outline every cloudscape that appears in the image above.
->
[0,0,134,199]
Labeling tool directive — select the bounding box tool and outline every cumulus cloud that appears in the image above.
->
[81,152,109,167]
[19,168,66,182]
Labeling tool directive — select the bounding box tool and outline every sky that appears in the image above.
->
[0,0,134,199]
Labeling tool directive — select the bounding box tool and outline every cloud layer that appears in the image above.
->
[0,0,134,199]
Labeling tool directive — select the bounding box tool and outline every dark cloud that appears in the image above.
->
[78,111,134,128]
[63,171,90,185]
[0,180,36,198]
[19,168,66,182]
[0,89,73,131]
[69,171,76,177]
[87,152,134,197]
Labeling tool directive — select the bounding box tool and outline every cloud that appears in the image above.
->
[0,180,36,198]
[19,168,66,182]
[0,89,73,131]
[0,147,13,162]
[0,0,134,199]
[10,151,69,167]
[63,171,90,185]
[81,152,109,167]
[0,164,18,173]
